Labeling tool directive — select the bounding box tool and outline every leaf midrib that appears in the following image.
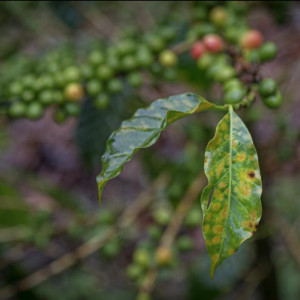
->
[215,106,233,269]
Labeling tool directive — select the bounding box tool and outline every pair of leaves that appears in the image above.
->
[96,93,262,277]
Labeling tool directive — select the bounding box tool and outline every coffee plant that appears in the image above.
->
[0,1,287,299]
[95,1,281,285]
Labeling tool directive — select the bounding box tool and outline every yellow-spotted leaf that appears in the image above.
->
[201,106,262,277]
[97,93,219,202]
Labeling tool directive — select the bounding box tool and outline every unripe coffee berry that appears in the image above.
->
[259,78,277,97]
[262,91,282,109]
[259,41,277,62]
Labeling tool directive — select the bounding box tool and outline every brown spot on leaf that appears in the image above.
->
[248,171,255,178]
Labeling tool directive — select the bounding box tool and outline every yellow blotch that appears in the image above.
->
[212,202,221,211]
[235,153,246,162]
[215,216,223,224]
[231,139,237,148]
[251,210,257,221]
[206,213,212,221]
[228,248,235,255]
[212,236,221,244]
[219,182,226,189]
[216,160,224,177]
[204,224,210,232]
[213,225,223,234]
[249,155,255,161]
[221,203,229,218]
[220,122,228,130]
[241,185,251,197]
[215,190,224,201]
[257,187,262,194]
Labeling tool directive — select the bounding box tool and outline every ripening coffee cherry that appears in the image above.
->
[64,83,84,101]
[259,41,277,62]
[8,101,26,118]
[94,94,109,109]
[209,6,227,27]
[155,246,172,266]
[26,102,43,120]
[262,91,282,109]
[159,50,177,67]
[133,249,150,268]
[203,34,224,53]
[224,86,246,104]
[86,79,103,96]
[240,30,263,49]
[190,41,206,59]
[259,78,277,97]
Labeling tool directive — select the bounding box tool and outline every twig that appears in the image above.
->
[137,173,206,298]
[0,174,169,300]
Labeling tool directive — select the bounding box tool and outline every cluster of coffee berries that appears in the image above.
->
[188,2,281,109]
[0,25,178,122]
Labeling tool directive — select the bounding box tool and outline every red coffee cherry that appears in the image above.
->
[203,34,224,53]
[240,30,263,49]
[190,41,206,59]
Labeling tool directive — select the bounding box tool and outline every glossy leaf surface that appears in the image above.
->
[97,93,215,201]
[201,106,262,277]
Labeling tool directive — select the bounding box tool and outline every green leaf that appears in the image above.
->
[97,93,217,201]
[201,106,262,278]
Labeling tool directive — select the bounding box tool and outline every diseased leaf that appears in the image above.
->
[97,93,216,201]
[201,106,262,277]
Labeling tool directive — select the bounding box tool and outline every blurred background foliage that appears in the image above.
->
[0,1,299,300]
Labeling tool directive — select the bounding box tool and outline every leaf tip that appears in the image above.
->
[96,176,106,204]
